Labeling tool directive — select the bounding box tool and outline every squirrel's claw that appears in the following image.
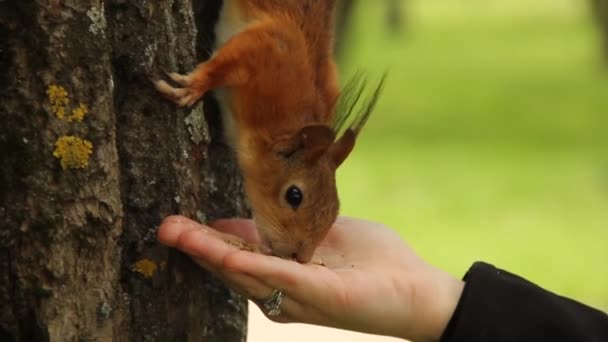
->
[154,79,198,107]
[167,72,192,87]
[177,94,196,107]
[155,69,206,107]
[153,79,175,96]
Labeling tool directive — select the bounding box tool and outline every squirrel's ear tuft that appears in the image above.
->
[329,72,387,168]
[274,125,335,163]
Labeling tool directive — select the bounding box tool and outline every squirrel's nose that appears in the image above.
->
[294,246,314,264]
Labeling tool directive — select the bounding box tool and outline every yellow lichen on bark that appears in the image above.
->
[67,102,88,122]
[53,136,93,169]
[47,84,87,122]
[132,259,158,278]
[47,84,70,120]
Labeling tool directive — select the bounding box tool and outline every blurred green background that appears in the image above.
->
[337,0,608,310]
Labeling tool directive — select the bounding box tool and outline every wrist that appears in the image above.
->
[432,269,465,341]
[407,266,464,342]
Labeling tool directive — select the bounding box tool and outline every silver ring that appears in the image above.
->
[261,289,284,316]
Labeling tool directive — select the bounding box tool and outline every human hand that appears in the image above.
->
[157,216,464,342]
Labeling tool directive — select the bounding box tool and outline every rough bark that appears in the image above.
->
[0,0,249,341]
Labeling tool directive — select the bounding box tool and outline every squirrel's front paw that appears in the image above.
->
[154,72,205,107]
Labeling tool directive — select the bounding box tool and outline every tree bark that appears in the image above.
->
[0,0,249,341]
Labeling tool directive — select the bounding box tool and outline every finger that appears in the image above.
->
[159,217,324,323]
[245,286,327,325]
[173,227,238,268]
[195,247,310,323]
[158,215,206,247]
[249,295,303,323]
[224,251,347,321]
[221,271,268,298]
[219,268,304,323]
[159,216,266,269]
[209,219,261,244]
[191,259,295,323]
[191,256,217,275]
[223,250,321,296]
[206,259,270,302]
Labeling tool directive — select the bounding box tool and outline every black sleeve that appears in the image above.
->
[440,262,608,342]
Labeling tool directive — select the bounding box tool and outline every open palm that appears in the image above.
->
[157,216,462,342]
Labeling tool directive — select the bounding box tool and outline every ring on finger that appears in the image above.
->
[260,289,285,317]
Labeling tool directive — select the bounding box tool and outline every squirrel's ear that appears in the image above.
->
[329,129,356,168]
[274,125,335,163]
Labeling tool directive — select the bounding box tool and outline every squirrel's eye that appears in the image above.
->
[285,186,303,209]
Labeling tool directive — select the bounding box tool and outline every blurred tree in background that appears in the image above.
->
[591,0,608,63]
[335,0,356,58]
[386,0,405,34]
[335,0,407,57]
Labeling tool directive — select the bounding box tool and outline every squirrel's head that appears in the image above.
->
[242,125,357,263]
[240,72,386,263]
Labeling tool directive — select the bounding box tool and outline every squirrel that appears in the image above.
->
[155,0,385,263]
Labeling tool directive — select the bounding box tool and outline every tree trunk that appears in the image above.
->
[0,0,249,341]
[386,0,404,34]
[335,0,406,59]
[334,0,356,59]
[591,0,608,64]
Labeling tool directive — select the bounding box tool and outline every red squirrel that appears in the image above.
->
[155,0,385,263]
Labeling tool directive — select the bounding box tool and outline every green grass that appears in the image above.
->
[337,0,608,310]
